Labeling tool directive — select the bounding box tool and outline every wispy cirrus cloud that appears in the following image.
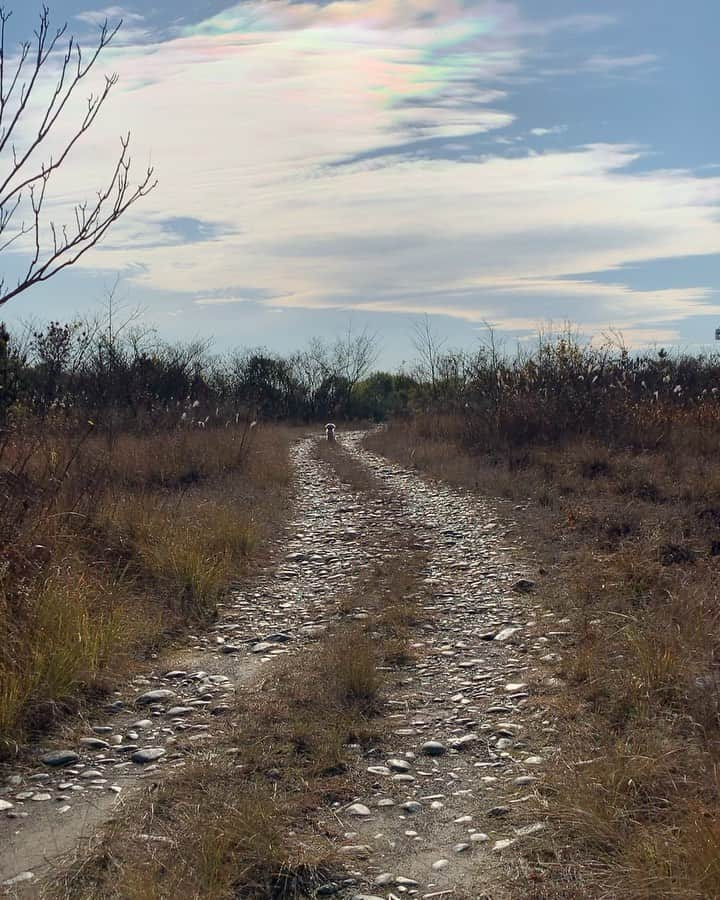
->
[194,296,255,306]
[76,6,145,25]
[530,125,566,136]
[540,51,660,79]
[585,53,660,72]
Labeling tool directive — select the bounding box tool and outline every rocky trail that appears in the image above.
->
[1,432,567,899]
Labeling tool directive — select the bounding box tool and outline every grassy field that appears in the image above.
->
[0,422,294,753]
[367,411,720,900]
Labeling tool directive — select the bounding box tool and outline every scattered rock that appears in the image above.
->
[512,578,536,594]
[80,738,110,750]
[299,624,327,638]
[420,741,447,757]
[450,733,479,750]
[135,689,176,706]
[493,838,515,851]
[515,822,546,837]
[132,719,154,729]
[2,872,34,887]
[166,707,194,717]
[40,750,79,767]
[131,748,166,764]
[346,803,372,817]
[339,845,372,858]
[494,626,521,642]
[401,801,423,814]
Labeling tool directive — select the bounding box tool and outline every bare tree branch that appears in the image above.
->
[412,314,446,387]
[0,6,156,308]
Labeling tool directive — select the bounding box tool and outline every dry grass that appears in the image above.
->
[367,419,720,900]
[53,755,338,900]
[312,437,379,494]
[0,423,295,753]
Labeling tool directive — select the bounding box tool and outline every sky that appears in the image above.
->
[0,0,718,366]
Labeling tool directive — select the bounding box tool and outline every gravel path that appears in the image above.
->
[326,433,563,900]
[0,432,563,898]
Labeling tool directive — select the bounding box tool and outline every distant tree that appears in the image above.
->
[229,351,301,420]
[0,320,22,421]
[331,323,379,398]
[293,325,379,418]
[411,315,445,391]
[351,371,415,420]
[0,6,156,307]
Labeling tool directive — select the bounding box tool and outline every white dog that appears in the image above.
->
[325,423,336,442]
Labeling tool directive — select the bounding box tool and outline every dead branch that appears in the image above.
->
[0,6,156,307]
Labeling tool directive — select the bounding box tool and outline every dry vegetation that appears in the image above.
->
[366,396,720,899]
[0,422,293,754]
[52,448,429,900]
[312,438,379,494]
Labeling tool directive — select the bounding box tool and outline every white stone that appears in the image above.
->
[346,803,372,817]
[493,839,515,851]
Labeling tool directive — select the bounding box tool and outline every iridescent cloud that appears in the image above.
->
[6,0,717,350]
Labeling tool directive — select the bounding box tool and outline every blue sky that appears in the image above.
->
[0,0,718,365]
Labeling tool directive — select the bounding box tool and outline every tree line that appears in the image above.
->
[4,314,720,450]
[0,314,412,426]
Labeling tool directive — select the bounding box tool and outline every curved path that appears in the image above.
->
[0,432,564,898]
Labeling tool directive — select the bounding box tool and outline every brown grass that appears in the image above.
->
[0,424,295,752]
[53,754,338,900]
[312,437,380,494]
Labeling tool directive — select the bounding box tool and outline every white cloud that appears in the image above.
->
[194,296,258,306]
[76,6,145,25]
[585,53,660,72]
[530,125,566,136]
[4,0,716,349]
